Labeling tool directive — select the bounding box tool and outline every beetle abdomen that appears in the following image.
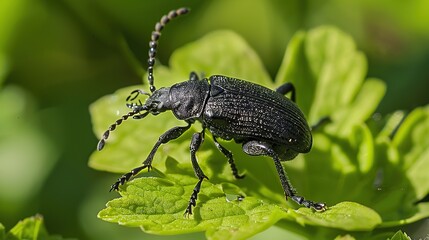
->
[203,75,312,153]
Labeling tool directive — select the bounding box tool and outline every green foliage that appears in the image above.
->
[98,165,380,239]
[389,231,411,240]
[98,173,290,240]
[0,215,73,240]
[90,27,429,239]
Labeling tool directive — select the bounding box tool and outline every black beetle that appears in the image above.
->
[97,7,327,216]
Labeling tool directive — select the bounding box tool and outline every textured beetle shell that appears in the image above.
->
[202,75,312,154]
[169,80,210,120]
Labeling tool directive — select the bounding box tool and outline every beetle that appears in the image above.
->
[97,7,327,216]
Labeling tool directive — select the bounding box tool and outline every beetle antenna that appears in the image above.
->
[126,89,151,102]
[97,110,149,151]
[147,7,190,93]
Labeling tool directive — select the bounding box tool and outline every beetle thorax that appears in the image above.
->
[169,80,210,120]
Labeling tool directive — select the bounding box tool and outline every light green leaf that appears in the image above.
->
[98,174,290,240]
[378,105,429,225]
[389,230,411,240]
[394,105,429,180]
[4,215,73,240]
[99,173,381,239]
[275,26,385,131]
[294,202,381,231]
[334,234,356,240]
[168,30,272,88]
[331,78,386,135]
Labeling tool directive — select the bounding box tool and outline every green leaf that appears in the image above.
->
[7,215,48,240]
[98,174,290,240]
[167,30,272,88]
[393,106,429,196]
[99,173,381,239]
[294,202,381,231]
[334,234,356,240]
[272,26,429,229]
[275,26,385,131]
[377,105,429,226]
[389,230,411,240]
[3,215,73,240]
[331,78,386,135]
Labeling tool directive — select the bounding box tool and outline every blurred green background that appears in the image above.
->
[1,0,428,239]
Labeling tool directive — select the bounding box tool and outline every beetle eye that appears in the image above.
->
[157,102,164,110]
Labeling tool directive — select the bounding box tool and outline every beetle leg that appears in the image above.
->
[310,116,331,131]
[185,130,209,217]
[276,82,296,102]
[110,123,192,192]
[242,140,294,198]
[189,71,200,81]
[242,140,326,211]
[213,137,245,179]
[109,165,149,192]
[143,122,192,167]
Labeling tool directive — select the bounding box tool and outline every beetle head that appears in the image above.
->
[97,87,172,151]
[142,87,172,115]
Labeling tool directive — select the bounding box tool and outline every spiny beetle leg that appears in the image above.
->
[184,130,209,216]
[109,124,192,192]
[292,196,327,211]
[142,123,192,167]
[213,137,245,179]
[272,152,326,211]
[184,178,204,217]
[109,165,149,191]
[276,82,296,102]
[310,116,331,131]
[242,140,295,198]
[242,140,326,211]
